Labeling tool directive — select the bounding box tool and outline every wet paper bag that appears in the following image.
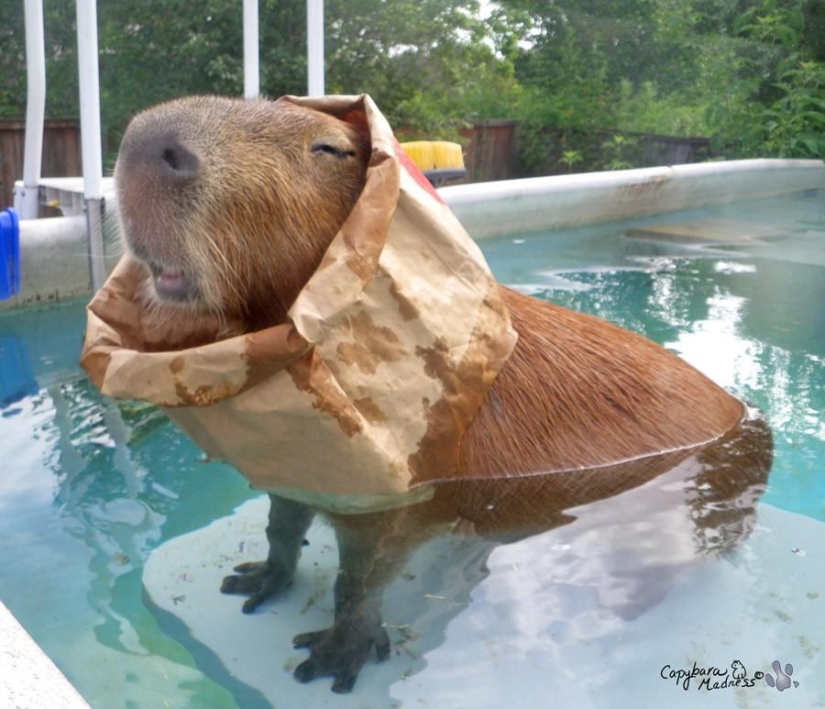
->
[81,94,517,508]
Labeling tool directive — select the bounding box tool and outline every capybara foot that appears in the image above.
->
[220,561,293,614]
[292,611,391,693]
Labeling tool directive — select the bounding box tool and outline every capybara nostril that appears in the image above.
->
[155,140,199,181]
[117,130,200,188]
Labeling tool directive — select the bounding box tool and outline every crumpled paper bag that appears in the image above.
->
[81,94,517,509]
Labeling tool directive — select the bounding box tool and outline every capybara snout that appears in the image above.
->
[115,96,369,326]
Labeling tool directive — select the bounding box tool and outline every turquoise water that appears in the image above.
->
[0,192,823,707]
[482,200,825,523]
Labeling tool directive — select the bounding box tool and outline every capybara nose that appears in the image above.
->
[152,137,200,182]
[118,130,200,187]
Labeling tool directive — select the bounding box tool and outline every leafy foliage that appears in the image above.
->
[1,0,823,172]
[501,0,825,169]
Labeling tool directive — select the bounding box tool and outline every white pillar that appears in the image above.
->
[243,0,260,98]
[76,0,106,291]
[307,0,325,97]
[76,0,103,201]
[19,0,46,219]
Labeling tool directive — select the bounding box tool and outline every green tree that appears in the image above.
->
[325,0,522,137]
[1,0,518,158]
[3,0,824,173]
[705,0,825,157]
[0,0,78,118]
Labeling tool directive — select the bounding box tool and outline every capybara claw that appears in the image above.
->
[292,613,390,692]
[232,560,266,574]
[220,560,293,612]
[241,594,267,614]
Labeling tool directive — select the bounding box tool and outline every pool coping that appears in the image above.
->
[2,158,825,312]
[441,157,825,240]
[0,601,91,708]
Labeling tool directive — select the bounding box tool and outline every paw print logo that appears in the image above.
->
[765,661,799,691]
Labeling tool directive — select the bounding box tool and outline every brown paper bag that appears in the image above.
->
[81,95,517,511]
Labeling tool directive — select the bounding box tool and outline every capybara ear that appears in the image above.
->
[337,108,372,159]
[338,108,370,140]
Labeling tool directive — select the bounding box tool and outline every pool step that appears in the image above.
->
[626,218,796,244]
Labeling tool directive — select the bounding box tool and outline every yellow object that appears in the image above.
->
[400,140,465,171]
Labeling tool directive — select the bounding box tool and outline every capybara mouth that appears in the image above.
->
[147,261,199,303]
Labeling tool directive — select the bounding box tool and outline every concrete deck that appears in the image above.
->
[0,602,91,709]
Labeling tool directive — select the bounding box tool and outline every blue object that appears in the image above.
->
[0,207,20,299]
[0,336,38,407]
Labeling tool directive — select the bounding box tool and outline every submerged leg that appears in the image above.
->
[221,493,315,613]
[292,508,422,693]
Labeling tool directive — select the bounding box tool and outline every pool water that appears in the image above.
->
[0,192,823,708]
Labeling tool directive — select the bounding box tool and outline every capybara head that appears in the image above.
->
[115,96,369,331]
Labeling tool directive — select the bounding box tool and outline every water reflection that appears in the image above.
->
[147,408,770,703]
[0,335,38,407]
[668,290,764,392]
[529,254,825,521]
[0,305,255,707]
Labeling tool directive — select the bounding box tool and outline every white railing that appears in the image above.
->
[18,0,45,219]
[307,0,325,96]
[243,0,260,99]
[75,0,103,203]
[12,0,325,292]
[14,0,326,215]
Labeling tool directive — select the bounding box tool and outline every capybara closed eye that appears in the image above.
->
[107,95,771,694]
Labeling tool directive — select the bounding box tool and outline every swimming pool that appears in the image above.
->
[1,191,823,707]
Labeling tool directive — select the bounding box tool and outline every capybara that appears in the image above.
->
[113,96,772,693]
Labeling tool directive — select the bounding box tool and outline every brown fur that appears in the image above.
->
[114,96,772,693]
[117,96,744,473]
[460,288,745,478]
[116,96,368,333]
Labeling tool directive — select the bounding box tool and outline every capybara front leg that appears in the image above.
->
[221,494,314,613]
[292,510,415,693]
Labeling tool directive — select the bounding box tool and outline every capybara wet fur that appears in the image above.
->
[114,95,772,694]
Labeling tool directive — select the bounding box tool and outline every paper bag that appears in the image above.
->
[81,95,517,509]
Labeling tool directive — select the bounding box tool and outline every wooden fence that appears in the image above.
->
[459,119,518,183]
[458,121,711,182]
[0,119,81,210]
[0,117,712,203]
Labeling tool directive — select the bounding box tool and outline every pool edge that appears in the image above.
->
[2,158,824,312]
[0,600,92,708]
[441,158,825,240]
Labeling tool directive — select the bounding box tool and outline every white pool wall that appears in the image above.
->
[3,216,90,308]
[2,158,824,313]
[441,158,825,240]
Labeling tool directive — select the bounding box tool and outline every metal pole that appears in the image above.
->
[18,0,46,219]
[76,0,103,201]
[243,0,260,98]
[307,0,324,97]
[76,0,106,291]
[85,197,106,291]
